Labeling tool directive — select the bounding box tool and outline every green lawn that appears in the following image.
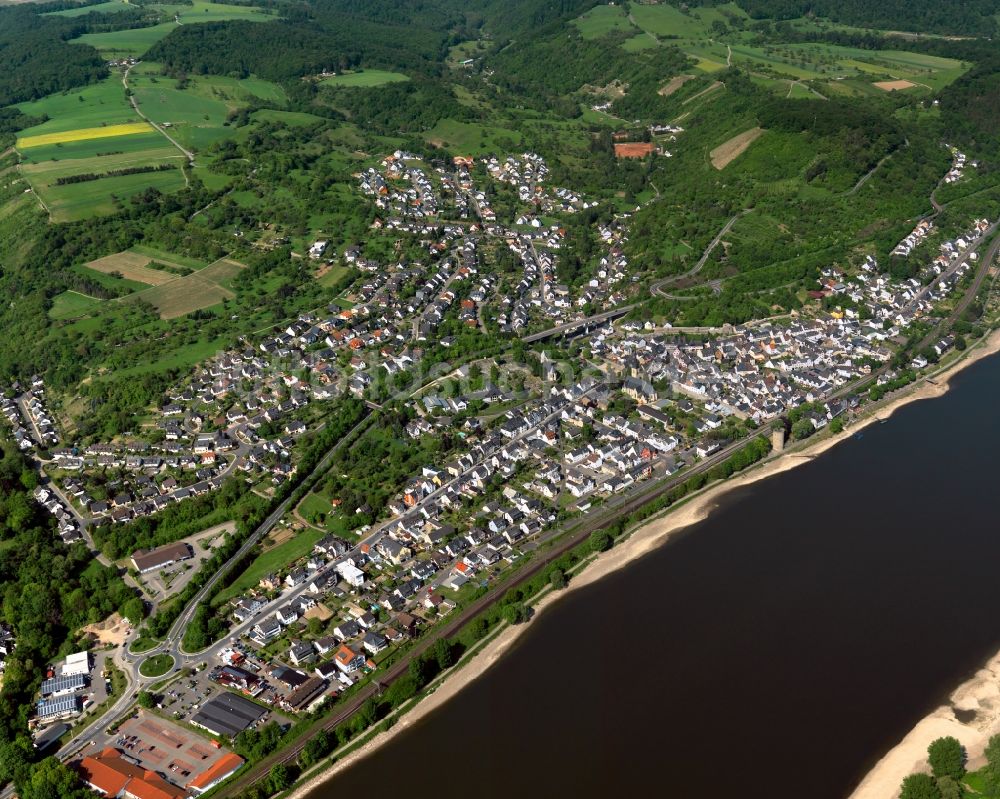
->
[252,109,325,127]
[129,636,160,654]
[126,65,288,151]
[213,527,325,606]
[14,62,286,217]
[174,0,273,23]
[622,32,659,51]
[787,81,816,98]
[129,245,208,270]
[18,133,175,165]
[71,2,272,55]
[298,492,333,522]
[131,85,231,151]
[21,146,182,179]
[49,291,103,320]
[629,3,713,37]
[74,23,180,57]
[317,265,352,287]
[139,653,174,677]
[447,39,486,68]
[13,76,186,218]
[321,70,410,88]
[683,42,730,72]
[424,118,523,154]
[91,335,229,378]
[729,42,971,87]
[579,105,620,125]
[572,5,636,39]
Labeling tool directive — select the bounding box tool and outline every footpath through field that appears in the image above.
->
[122,64,195,175]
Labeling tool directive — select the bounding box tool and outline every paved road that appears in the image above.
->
[650,210,749,301]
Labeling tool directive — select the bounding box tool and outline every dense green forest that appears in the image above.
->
[146,0,604,81]
[146,18,446,79]
[0,7,106,106]
[939,55,1000,151]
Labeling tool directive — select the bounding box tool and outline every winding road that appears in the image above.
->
[650,209,749,300]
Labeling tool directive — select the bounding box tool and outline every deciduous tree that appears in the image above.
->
[927,736,965,781]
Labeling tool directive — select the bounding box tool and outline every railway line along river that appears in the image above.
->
[306,348,1000,799]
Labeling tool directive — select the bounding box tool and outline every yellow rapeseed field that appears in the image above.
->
[17,122,154,149]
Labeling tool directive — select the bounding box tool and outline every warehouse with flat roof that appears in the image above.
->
[61,651,90,677]
[189,692,266,738]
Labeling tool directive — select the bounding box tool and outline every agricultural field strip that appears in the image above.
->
[17,122,154,149]
[20,149,185,179]
[85,253,177,286]
[116,257,246,318]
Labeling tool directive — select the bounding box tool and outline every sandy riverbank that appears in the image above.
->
[288,328,1000,799]
[848,650,1000,799]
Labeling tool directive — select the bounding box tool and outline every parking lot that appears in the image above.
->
[156,654,291,731]
[116,714,233,785]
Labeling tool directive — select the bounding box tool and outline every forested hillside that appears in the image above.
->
[0,6,106,106]
[939,55,1000,151]
[146,18,448,79]
[490,29,691,115]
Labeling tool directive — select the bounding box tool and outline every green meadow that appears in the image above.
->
[15,77,141,136]
[17,132,171,165]
[573,5,636,39]
[170,0,273,23]
[212,527,326,606]
[69,1,272,56]
[71,264,151,294]
[49,291,103,320]
[128,63,288,150]
[628,3,749,38]
[41,169,186,221]
[74,23,180,57]
[321,70,410,88]
[424,118,523,154]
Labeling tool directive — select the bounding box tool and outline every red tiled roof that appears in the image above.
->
[187,752,245,791]
[78,749,134,796]
[126,772,186,799]
[77,749,186,799]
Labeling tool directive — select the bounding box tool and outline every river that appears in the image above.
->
[309,352,1000,799]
